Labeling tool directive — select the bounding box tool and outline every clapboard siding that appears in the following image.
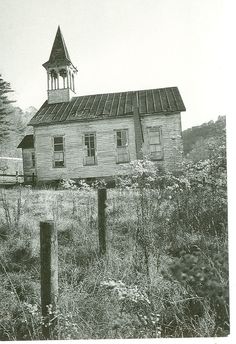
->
[22,149,35,175]
[142,112,183,170]
[33,113,183,182]
[34,117,136,181]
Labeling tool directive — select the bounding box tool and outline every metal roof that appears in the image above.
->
[17,135,34,148]
[29,87,186,127]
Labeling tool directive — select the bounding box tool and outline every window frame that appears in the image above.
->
[83,132,97,166]
[52,135,65,168]
[114,129,130,164]
[147,126,164,161]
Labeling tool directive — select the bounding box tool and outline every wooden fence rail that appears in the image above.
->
[0,172,35,185]
[0,173,24,177]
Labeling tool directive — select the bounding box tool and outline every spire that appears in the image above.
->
[43,26,74,69]
[43,26,77,104]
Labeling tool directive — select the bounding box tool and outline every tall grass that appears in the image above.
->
[0,163,228,340]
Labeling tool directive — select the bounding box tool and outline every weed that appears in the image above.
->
[0,149,228,339]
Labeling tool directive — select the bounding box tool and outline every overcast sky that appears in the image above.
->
[0,0,231,129]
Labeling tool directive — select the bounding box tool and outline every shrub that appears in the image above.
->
[0,143,228,339]
[165,246,229,336]
[100,280,161,338]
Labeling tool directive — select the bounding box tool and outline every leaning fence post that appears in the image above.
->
[40,221,58,339]
[98,188,107,255]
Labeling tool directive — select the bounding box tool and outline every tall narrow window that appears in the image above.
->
[53,136,65,167]
[84,133,96,165]
[148,126,163,160]
[115,129,130,163]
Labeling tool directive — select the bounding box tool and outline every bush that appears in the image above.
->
[165,246,229,336]
[0,141,228,339]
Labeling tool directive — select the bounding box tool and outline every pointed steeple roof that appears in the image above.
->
[43,26,74,68]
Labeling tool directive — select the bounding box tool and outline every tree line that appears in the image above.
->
[0,74,37,158]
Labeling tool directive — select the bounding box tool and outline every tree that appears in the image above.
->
[182,116,226,157]
[0,74,15,143]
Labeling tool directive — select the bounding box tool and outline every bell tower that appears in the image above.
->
[43,26,77,104]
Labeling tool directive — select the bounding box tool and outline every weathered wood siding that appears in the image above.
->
[34,117,136,181]
[33,112,183,182]
[141,112,183,171]
[22,148,35,175]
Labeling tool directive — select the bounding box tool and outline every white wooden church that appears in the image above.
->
[18,26,186,184]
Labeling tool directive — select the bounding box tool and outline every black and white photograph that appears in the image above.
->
[0,0,233,342]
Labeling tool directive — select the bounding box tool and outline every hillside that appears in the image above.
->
[182,116,226,162]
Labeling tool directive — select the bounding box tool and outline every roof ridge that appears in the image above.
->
[28,86,185,126]
[70,86,179,100]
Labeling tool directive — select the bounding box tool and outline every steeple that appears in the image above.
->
[43,26,77,104]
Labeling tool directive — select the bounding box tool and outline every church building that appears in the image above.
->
[18,26,186,184]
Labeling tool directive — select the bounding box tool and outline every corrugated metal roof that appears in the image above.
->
[29,87,186,126]
[17,135,34,148]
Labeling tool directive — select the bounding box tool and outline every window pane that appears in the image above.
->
[150,144,161,153]
[32,153,35,167]
[117,137,122,147]
[149,130,160,144]
[85,156,95,165]
[121,130,128,145]
[84,134,95,146]
[90,148,95,157]
[84,133,96,165]
[116,130,128,147]
[149,126,159,132]
[54,137,63,144]
[55,160,64,167]
[54,144,63,151]
[117,147,129,163]
[53,137,64,167]
[148,127,162,160]
[54,152,64,161]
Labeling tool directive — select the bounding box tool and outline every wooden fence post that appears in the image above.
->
[40,221,58,339]
[15,171,18,184]
[98,188,107,255]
